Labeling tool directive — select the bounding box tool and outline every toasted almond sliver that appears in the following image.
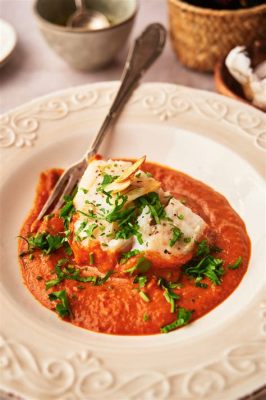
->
[105,180,131,194]
[115,156,146,183]
[125,179,161,203]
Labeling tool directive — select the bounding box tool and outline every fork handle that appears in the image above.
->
[85,23,166,160]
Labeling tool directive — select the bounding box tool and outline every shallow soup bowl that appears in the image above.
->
[33,0,138,70]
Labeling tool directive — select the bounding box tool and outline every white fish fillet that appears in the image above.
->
[72,158,207,259]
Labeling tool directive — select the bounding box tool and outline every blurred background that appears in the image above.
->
[0,0,216,113]
[0,0,265,113]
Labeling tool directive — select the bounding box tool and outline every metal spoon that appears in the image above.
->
[67,0,110,30]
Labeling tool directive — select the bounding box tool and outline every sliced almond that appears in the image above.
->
[125,179,161,204]
[105,180,131,194]
[115,156,146,183]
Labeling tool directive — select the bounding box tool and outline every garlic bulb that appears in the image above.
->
[225,46,266,109]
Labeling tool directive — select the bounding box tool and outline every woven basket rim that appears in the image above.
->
[169,0,266,16]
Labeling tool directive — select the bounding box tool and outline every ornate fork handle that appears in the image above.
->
[86,23,166,159]
[37,23,166,219]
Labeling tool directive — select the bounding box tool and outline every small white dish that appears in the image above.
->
[0,18,17,67]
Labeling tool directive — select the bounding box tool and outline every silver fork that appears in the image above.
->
[37,23,166,220]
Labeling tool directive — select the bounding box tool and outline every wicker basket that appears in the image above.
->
[167,0,266,72]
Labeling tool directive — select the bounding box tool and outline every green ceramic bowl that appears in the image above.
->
[33,0,138,70]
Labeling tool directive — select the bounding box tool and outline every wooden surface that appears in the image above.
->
[0,0,215,114]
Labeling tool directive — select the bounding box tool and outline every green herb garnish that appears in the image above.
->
[184,256,224,285]
[120,249,141,264]
[60,191,76,233]
[45,259,112,289]
[133,275,148,288]
[135,192,167,225]
[94,270,113,286]
[115,223,143,244]
[97,174,118,193]
[143,313,150,321]
[84,223,98,238]
[228,256,242,270]
[139,291,150,302]
[20,232,66,255]
[48,289,72,318]
[196,239,210,256]
[169,227,183,247]
[158,277,181,313]
[195,277,208,288]
[124,256,151,275]
[89,252,95,265]
[161,307,192,333]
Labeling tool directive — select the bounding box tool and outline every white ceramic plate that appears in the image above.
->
[0,18,17,67]
[0,82,265,400]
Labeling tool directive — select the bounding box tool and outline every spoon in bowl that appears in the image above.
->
[67,0,110,30]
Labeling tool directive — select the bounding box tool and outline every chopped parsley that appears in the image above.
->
[158,277,181,313]
[139,291,150,302]
[94,270,113,286]
[84,223,98,238]
[65,244,73,256]
[183,240,224,286]
[102,193,145,245]
[115,223,143,244]
[89,252,95,265]
[74,221,87,241]
[169,227,183,247]
[105,193,128,222]
[45,259,113,289]
[133,275,148,288]
[124,256,151,275]
[196,239,210,256]
[120,249,141,264]
[74,221,100,242]
[228,256,242,270]
[161,307,192,333]
[143,313,150,321]
[77,210,97,219]
[19,232,66,256]
[48,289,72,318]
[97,174,118,193]
[95,188,174,246]
[195,278,208,289]
[60,192,76,234]
[163,289,180,313]
[135,192,168,225]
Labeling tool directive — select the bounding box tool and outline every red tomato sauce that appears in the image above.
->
[18,162,251,335]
